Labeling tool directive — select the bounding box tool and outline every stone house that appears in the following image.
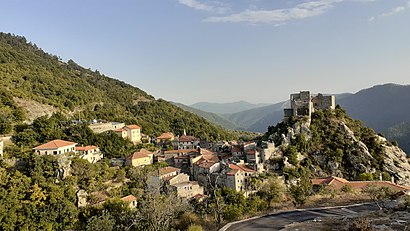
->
[163,149,201,167]
[33,139,77,155]
[125,149,153,167]
[174,135,200,150]
[231,146,243,157]
[284,91,335,121]
[88,122,125,133]
[243,141,256,151]
[245,149,261,164]
[171,181,204,198]
[191,154,221,188]
[120,195,138,209]
[75,145,103,163]
[115,125,142,144]
[124,125,142,143]
[225,164,257,195]
[156,132,175,144]
[152,166,204,199]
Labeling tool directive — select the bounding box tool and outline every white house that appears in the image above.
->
[75,145,103,163]
[33,139,77,155]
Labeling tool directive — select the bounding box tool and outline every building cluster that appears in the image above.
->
[284,91,335,121]
[33,139,103,164]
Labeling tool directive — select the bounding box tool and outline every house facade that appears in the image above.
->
[33,140,77,155]
[226,164,256,194]
[156,132,175,145]
[88,122,125,133]
[120,195,138,209]
[125,149,153,167]
[175,135,200,150]
[124,125,142,143]
[75,145,103,163]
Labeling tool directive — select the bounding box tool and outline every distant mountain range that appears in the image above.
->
[190,101,270,114]
[175,84,410,154]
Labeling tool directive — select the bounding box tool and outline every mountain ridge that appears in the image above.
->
[190,100,271,114]
[0,32,236,141]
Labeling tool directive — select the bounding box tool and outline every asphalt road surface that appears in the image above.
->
[224,203,379,231]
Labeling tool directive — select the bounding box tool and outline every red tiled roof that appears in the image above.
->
[33,140,77,150]
[164,149,198,154]
[127,148,153,160]
[125,125,141,130]
[121,195,137,202]
[227,164,256,175]
[246,150,256,155]
[179,135,199,142]
[157,132,174,139]
[114,128,126,132]
[75,145,98,151]
[243,141,256,146]
[159,166,180,176]
[311,176,349,186]
[231,147,242,153]
[192,194,207,200]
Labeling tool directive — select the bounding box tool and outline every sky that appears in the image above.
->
[1,0,410,105]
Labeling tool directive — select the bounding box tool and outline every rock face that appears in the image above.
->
[267,115,410,186]
[76,190,88,208]
[383,142,410,185]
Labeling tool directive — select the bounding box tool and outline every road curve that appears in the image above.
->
[221,203,379,231]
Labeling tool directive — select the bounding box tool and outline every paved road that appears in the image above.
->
[223,203,379,231]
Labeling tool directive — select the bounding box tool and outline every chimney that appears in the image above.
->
[391,175,395,184]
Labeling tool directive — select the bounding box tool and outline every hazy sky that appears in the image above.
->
[1,0,409,104]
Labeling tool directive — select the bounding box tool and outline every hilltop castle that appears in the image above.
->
[284,91,335,121]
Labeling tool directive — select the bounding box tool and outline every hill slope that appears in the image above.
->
[263,107,410,185]
[190,101,270,114]
[0,32,235,141]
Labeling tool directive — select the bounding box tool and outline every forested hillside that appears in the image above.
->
[0,32,236,141]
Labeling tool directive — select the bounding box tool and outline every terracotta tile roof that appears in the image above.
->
[158,166,180,176]
[121,195,137,202]
[33,140,77,150]
[75,145,98,151]
[164,149,198,154]
[246,150,256,155]
[174,156,189,159]
[114,128,126,132]
[192,194,207,200]
[243,141,256,146]
[128,149,152,160]
[231,147,242,153]
[227,164,256,175]
[311,176,349,186]
[157,132,175,139]
[221,154,233,160]
[125,125,141,130]
[178,135,199,142]
[139,148,153,154]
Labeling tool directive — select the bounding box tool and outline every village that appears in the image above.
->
[1,91,408,212]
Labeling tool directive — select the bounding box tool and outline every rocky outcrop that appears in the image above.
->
[269,119,410,186]
[382,141,410,185]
